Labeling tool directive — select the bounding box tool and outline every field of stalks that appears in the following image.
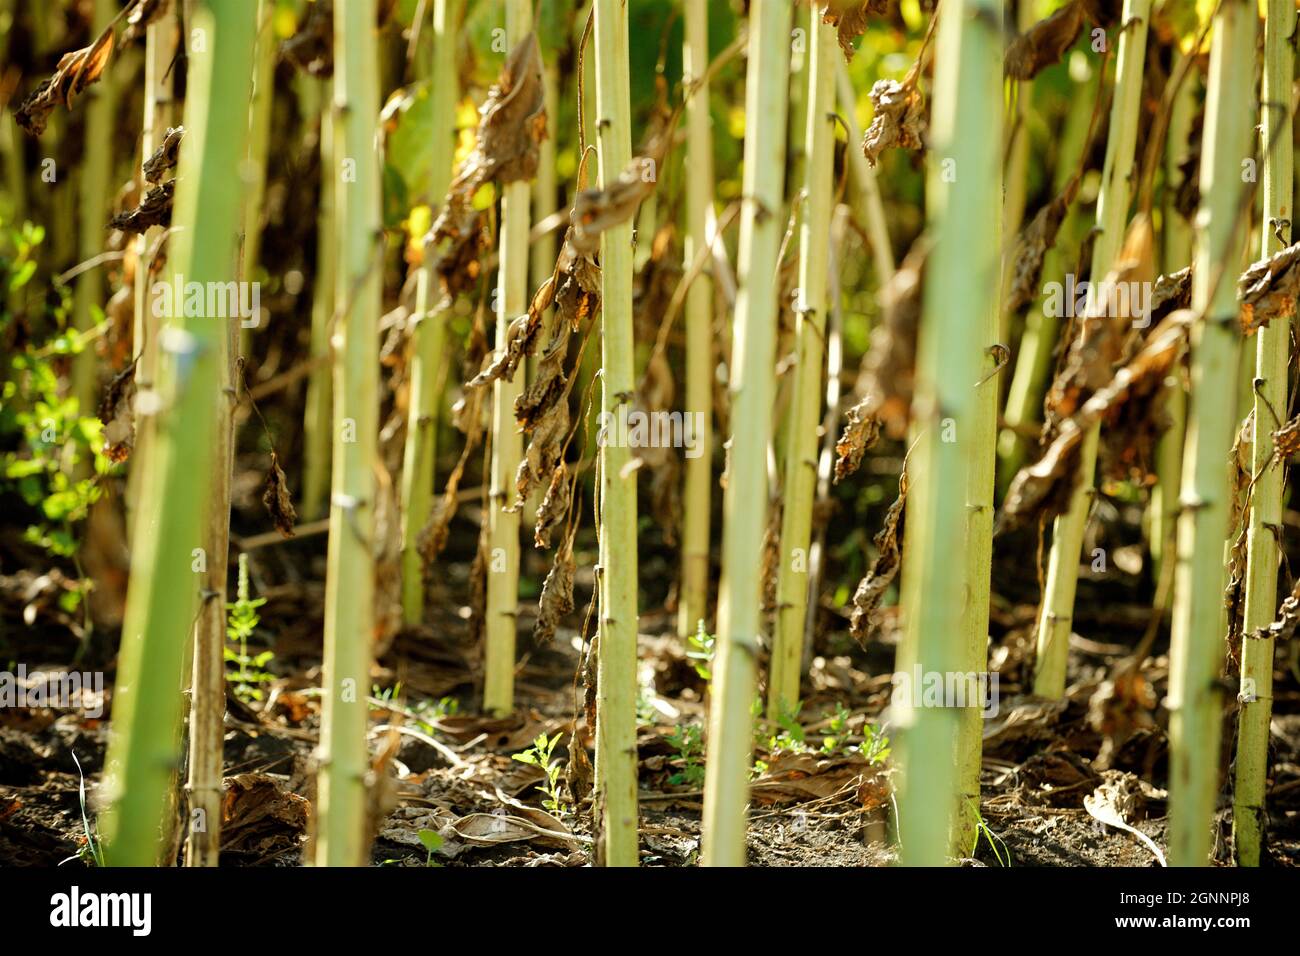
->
[0,0,1298,876]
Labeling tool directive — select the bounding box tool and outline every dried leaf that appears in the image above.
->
[97,361,137,463]
[849,472,907,643]
[123,0,171,45]
[862,78,925,168]
[261,452,297,538]
[15,23,116,136]
[834,396,882,484]
[818,0,890,61]
[533,524,576,646]
[1238,240,1300,335]
[1006,187,1074,314]
[142,126,184,184]
[109,180,175,234]
[533,463,570,550]
[1005,1,1085,80]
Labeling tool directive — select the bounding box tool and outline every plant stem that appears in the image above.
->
[770,10,836,720]
[1168,0,1256,868]
[399,0,464,625]
[894,0,1001,867]
[677,0,714,641]
[1150,55,1197,581]
[483,0,533,715]
[236,0,277,359]
[71,0,117,425]
[701,0,791,868]
[303,85,336,521]
[316,0,383,867]
[1032,0,1151,699]
[592,0,639,867]
[100,0,257,866]
[1232,0,1291,868]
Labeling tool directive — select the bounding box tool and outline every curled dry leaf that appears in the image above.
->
[533,463,570,549]
[1271,413,1300,463]
[1238,240,1300,335]
[1006,184,1075,315]
[817,0,890,61]
[282,0,334,77]
[142,126,185,184]
[123,0,171,45]
[849,471,907,643]
[261,452,297,538]
[15,22,115,136]
[97,361,137,463]
[862,78,925,168]
[533,523,576,646]
[833,396,881,484]
[109,180,175,234]
[1001,309,1193,528]
[1005,0,1085,81]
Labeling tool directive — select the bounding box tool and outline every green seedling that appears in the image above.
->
[666,723,705,787]
[512,732,564,815]
[225,553,273,703]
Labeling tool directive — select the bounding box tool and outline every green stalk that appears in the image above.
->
[592,0,639,867]
[399,0,463,625]
[677,0,715,640]
[1168,0,1255,868]
[701,0,791,868]
[1150,55,1197,579]
[100,0,257,867]
[1232,0,1291,868]
[483,0,532,715]
[996,60,1097,494]
[237,0,277,359]
[126,16,179,542]
[894,0,1001,867]
[303,85,336,520]
[770,10,836,720]
[316,0,383,867]
[71,0,118,424]
[1032,0,1150,699]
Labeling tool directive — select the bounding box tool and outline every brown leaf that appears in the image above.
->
[1001,309,1193,527]
[533,524,576,646]
[849,471,907,643]
[533,463,570,550]
[142,126,184,184]
[261,452,297,538]
[1238,240,1300,335]
[221,773,309,860]
[1006,187,1074,315]
[15,22,116,136]
[817,0,890,62]
[1005,1,1085,81]
[109,180,174,234]
[123,0,171,45]
[834,396,882,484]
[862,77,925,168]
[97,361,137,463]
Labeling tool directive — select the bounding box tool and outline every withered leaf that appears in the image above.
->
[15,23,116,136]
[142,126,184,184]
[533,463,570,550]
[862,78,925,168]
[98,360,138,463]
[849,472,907,644]
[834,396,882,484]
[109,180,175,234]
[1238,240,1300,335]
[818,0,890,62]
[1001,309,1193,528]
[533,524,576,646]
[1005,0,1085,81]
[262,452,297,538]
[1006,186,1074,314]
[123,0,171,45]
